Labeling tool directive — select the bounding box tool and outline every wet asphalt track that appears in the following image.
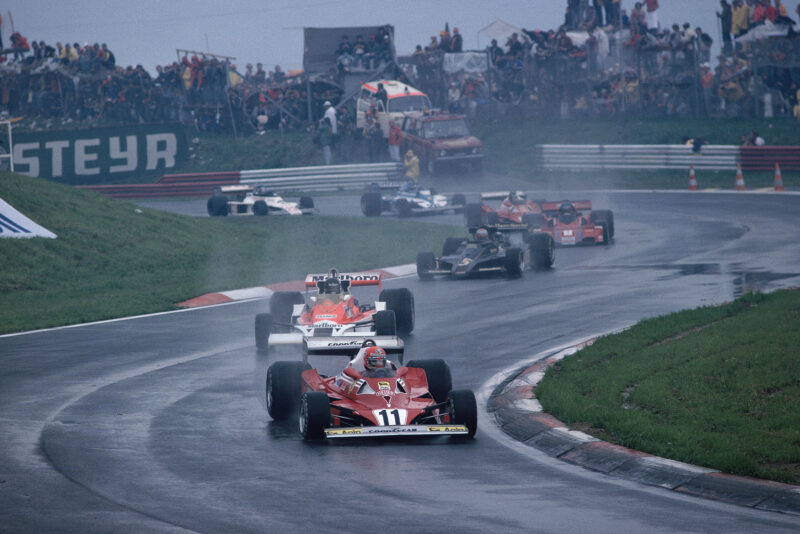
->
[2,190,800,533]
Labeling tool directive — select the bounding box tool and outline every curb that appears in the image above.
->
[177,264,417,308]
[489,341,800,516]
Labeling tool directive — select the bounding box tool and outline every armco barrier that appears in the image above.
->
[79,162,403,198]
[538,145,740,171]
[740,146,800,172]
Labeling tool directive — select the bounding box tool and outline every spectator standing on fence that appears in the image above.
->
[387,119,402,162]
[644,0,660,32]
[732,0,749,40]
[319,117,333,165]
[718,1,733,54]
[450,28,463,52]
[701,63,714,115]
[323,100,337,134]
[404,149,419,184]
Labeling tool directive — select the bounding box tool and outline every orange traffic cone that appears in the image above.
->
[735,164,746,191]
[688,165,698,190]
[774,163,785,192]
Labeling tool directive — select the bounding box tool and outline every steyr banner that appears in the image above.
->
[12,124,187,184]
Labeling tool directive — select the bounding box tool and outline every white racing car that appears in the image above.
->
[255,269,415,361]
[207,184,315,216]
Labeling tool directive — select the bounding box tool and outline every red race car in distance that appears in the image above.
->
[266,345,477,441]
[467,193,614,246]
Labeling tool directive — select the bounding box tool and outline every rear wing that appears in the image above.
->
[216,184,254,194]
[540,200,592,213]
[305,271,383,290]
[480,191,526,201]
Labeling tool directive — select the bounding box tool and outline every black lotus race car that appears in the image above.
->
[416,224,554,280]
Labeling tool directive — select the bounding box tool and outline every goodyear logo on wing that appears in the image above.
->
[427,425,468,432]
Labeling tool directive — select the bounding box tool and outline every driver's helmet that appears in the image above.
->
[475,227,489,240]
[364,346,387,370]
[324,277,341,294]
[559,202,575,215]
[361,339,376,348]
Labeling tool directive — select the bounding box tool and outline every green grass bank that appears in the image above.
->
[0,172,461,334]
[536,289,800,484]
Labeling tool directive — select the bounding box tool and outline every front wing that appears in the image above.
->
[325,424,469,438]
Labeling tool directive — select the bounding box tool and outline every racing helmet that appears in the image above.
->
[475,227,489,240]
[559,201,575,215]
[361,339,377,348]
[324,277,342,294]
[364,346,387,370]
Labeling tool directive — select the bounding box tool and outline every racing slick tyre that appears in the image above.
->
[590,210,614,239]
[299,196,315,211]
[207,195,229,216]
[266,360,310,420]
[504,247,524,278]
[255,313,273,353]
[442,237,465,256]
[379,288,415,335]
[451,193,466,206]
[486,211,499,225]
[361,192,382,216]
[405,359,452,404]
[448,389,478,438]
[464,203,484,227]
[521,213,547,229]
[417,252,436,281]
[599,222,610,246]
[269,291,304,328]
[529,233,555,270]
[373,310,397,336]
[299,391,330,441]
[395,198,412,218]
[253,200,270,216]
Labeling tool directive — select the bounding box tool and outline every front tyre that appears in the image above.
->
[266,361,309,420]
[255,313,273,353]
[373,310,397,336]
[504,247,523,278]
[405,359,452,404]
[361,192,382,216]
[448,389,477,438]
[299,391,330,440]
[416,252,436,281]
[207,195,228,216]
[253,200,270,216]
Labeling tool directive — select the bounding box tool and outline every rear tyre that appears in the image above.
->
[207,195,228,216]
[590,209,614,239]
[299,391,330,440]
[442,237,465,256]
[599,222,610,246]
[379,288,415,335]
[417,252,436,281]
[253,200,269,216]
[448,389,477,438]
[405,359,452,404]
[464,203,484,227]
[373,310,397,336]
[361,192,382,216]
[396,198,412,218]
[255,313,273,353]
[266,361,309,420]
[504,247,523,278]
[451,193,466,206]
[529,233,555,269]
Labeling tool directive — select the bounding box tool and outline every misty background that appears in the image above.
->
[3,0,721,75]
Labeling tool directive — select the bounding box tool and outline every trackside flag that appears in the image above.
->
[0,197,57,238]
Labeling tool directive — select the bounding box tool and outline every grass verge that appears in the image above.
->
[0,172,461,334]
[536,289,800,484]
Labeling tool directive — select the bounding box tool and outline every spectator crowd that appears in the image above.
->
[1,0,799,163]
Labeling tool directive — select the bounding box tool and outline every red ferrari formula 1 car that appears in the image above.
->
[255,269,414,357]
[466,193,614,246]
[266,344,477,441]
